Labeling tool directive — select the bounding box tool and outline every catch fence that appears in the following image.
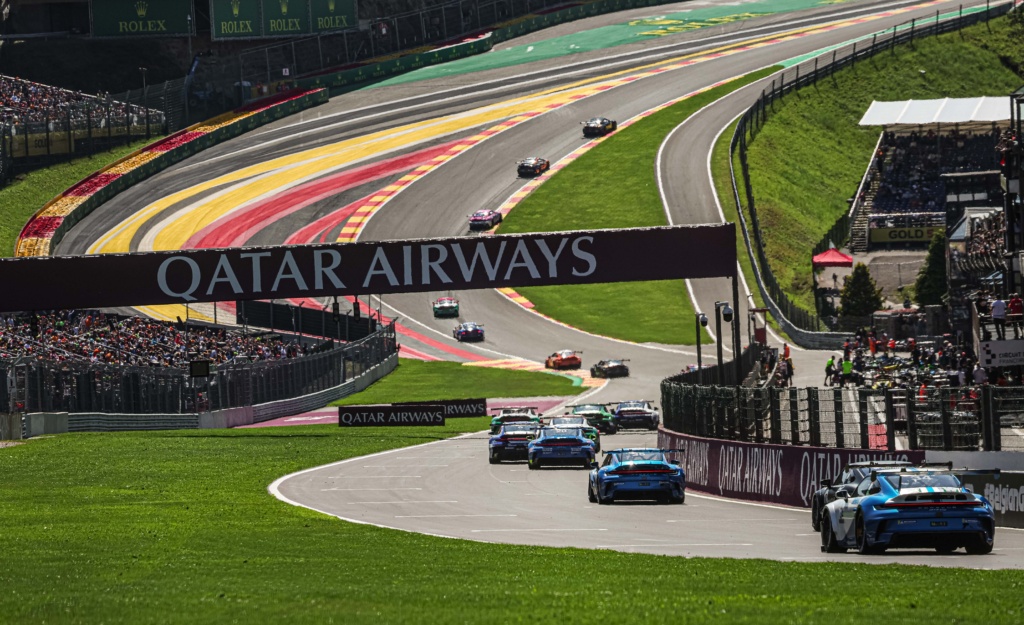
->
[729,2,1011,334]
[660,381,1024,452]
[2,321,396,416]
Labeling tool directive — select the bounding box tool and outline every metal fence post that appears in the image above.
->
[808,388,821,447]
[858,388,870,450]
[833,388,845,448]
[769,387,781,444]
[941,388,954,451]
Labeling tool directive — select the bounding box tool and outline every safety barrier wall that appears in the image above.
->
[657,428,923,507]
[14,88,328,258]
[729,2,1011,346]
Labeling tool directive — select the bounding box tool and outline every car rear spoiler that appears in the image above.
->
[870,467,1001,482]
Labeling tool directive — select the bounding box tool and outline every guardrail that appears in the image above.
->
[729,2,1012,345]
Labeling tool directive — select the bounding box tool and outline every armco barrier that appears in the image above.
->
[15,88,329,258]
[657,428,923,508]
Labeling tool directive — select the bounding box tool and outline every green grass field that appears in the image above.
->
[3,410,1023,623]
[498,67,780,344]
[0,139,158,256]
[333,358,584,404]
[745,17,1024,313]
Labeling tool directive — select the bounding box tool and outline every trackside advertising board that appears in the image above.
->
[210,0,358,39]
[339,405,445,426]
[959,471,1024,529]
[0,225,736,313]
[393,398,487,418]
[658,429,924,508]
[91,0,193,37]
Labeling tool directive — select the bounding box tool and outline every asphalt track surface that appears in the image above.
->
[60,0,1024,566]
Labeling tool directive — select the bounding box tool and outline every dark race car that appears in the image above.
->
[581,117,617,137]
[488,422,540,463]
[820,467,998,555]
[432,296,460,318]
[610,400,659,431]
[468,209,502,231]
[517,157,550,177]
[588,448,685,504]
[809,460,914,531]
[453,322,485,342]
[590,359,629,378]
[527,427,596,470]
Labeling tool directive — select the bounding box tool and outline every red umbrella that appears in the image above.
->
[812,248,853,268]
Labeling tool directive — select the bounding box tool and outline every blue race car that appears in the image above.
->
[820,467,998,555]
[588,448,686,504]
[488,422,539,463]
[453,322,485,342]
[527,427,596,470]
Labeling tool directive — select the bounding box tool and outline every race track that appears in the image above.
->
[57,0,1024,566]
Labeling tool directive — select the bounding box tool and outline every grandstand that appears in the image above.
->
[852,97,1008,252]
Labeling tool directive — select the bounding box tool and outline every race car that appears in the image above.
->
[545,349,582,370]
[432,296,460,318]
[809,460,914,531]
[590,359,629,378]
[517,157,550,177]
[610,400,659,431]
[453,322,484,342]
[820,467,997,555]
[545,416,601,452]
[489,406,541,434]
[567,403,618,434]
[468,209,502,231]
[527,427,596,470]
[588,448,685,504]
[488,422,539,463]
[581,117,617,137]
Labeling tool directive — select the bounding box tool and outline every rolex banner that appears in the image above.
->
[91,0,193,37]
[210,0,358,39]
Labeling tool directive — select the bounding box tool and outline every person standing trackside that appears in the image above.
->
[825,355,835,386]
[842,356,854,387]
[992,295,1007,340]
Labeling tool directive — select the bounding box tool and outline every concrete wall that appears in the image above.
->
[25,412,69,437]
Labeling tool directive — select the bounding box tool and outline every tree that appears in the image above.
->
[839,263,883,317]
[915,231,947,306]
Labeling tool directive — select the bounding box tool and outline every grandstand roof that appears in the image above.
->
[859,97,1009,127]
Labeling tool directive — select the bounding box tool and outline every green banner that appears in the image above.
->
[212,0,262,38]
[263,0,309,36]
[91,0,192,37]
[310,0,356,33]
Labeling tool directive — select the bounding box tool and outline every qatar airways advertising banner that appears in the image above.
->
[0,225,735,312]
[658,430,924,508]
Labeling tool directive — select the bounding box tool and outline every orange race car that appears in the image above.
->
[545,349,582,370]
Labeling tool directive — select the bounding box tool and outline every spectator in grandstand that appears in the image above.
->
[0,74,160,127]
[1009,293,1024,339]
[991,295,1007,340]
[0,311,312,368]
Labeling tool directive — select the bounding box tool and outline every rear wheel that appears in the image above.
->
[811,499,821,532]
[597,483,613,505]
[856,511,885,555]
[489,450,500,464]
[820,514,847,553]
[935,544,958,554]
[528,457,541,470]
[966,536,994,555]
[670,491,685,505]
[588,482,598,503]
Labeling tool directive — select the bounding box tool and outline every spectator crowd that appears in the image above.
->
[1,74,160,127]
[0,311,311,368]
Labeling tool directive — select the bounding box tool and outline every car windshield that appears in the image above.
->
[881,473,962,490]
[620,402,647,409]
[502,425,535,434]
[550,418,585,426]
[617,451,667,463]
[574,405,602,412]
[541,427,581,437]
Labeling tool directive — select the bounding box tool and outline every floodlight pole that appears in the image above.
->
[695,312,706,385]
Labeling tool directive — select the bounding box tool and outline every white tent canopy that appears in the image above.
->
[859,97,1010,127]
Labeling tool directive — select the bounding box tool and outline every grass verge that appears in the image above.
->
[498,66,780,344]
[332,358,585,405]
[0,138,160,256]
[3,416,1023,622]
[745,16,1024,313]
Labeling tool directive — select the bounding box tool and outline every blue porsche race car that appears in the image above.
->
[489,422,539,463]
[527,427,596,470]
[588,448,685,505]
[820,467,998,555]
[453,322,485,342]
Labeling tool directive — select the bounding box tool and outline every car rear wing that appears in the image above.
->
[870,467,1001,487]
[602,448,685,455]
[491,406,539,414]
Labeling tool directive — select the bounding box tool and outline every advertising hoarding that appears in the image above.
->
[91,0,193,37]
